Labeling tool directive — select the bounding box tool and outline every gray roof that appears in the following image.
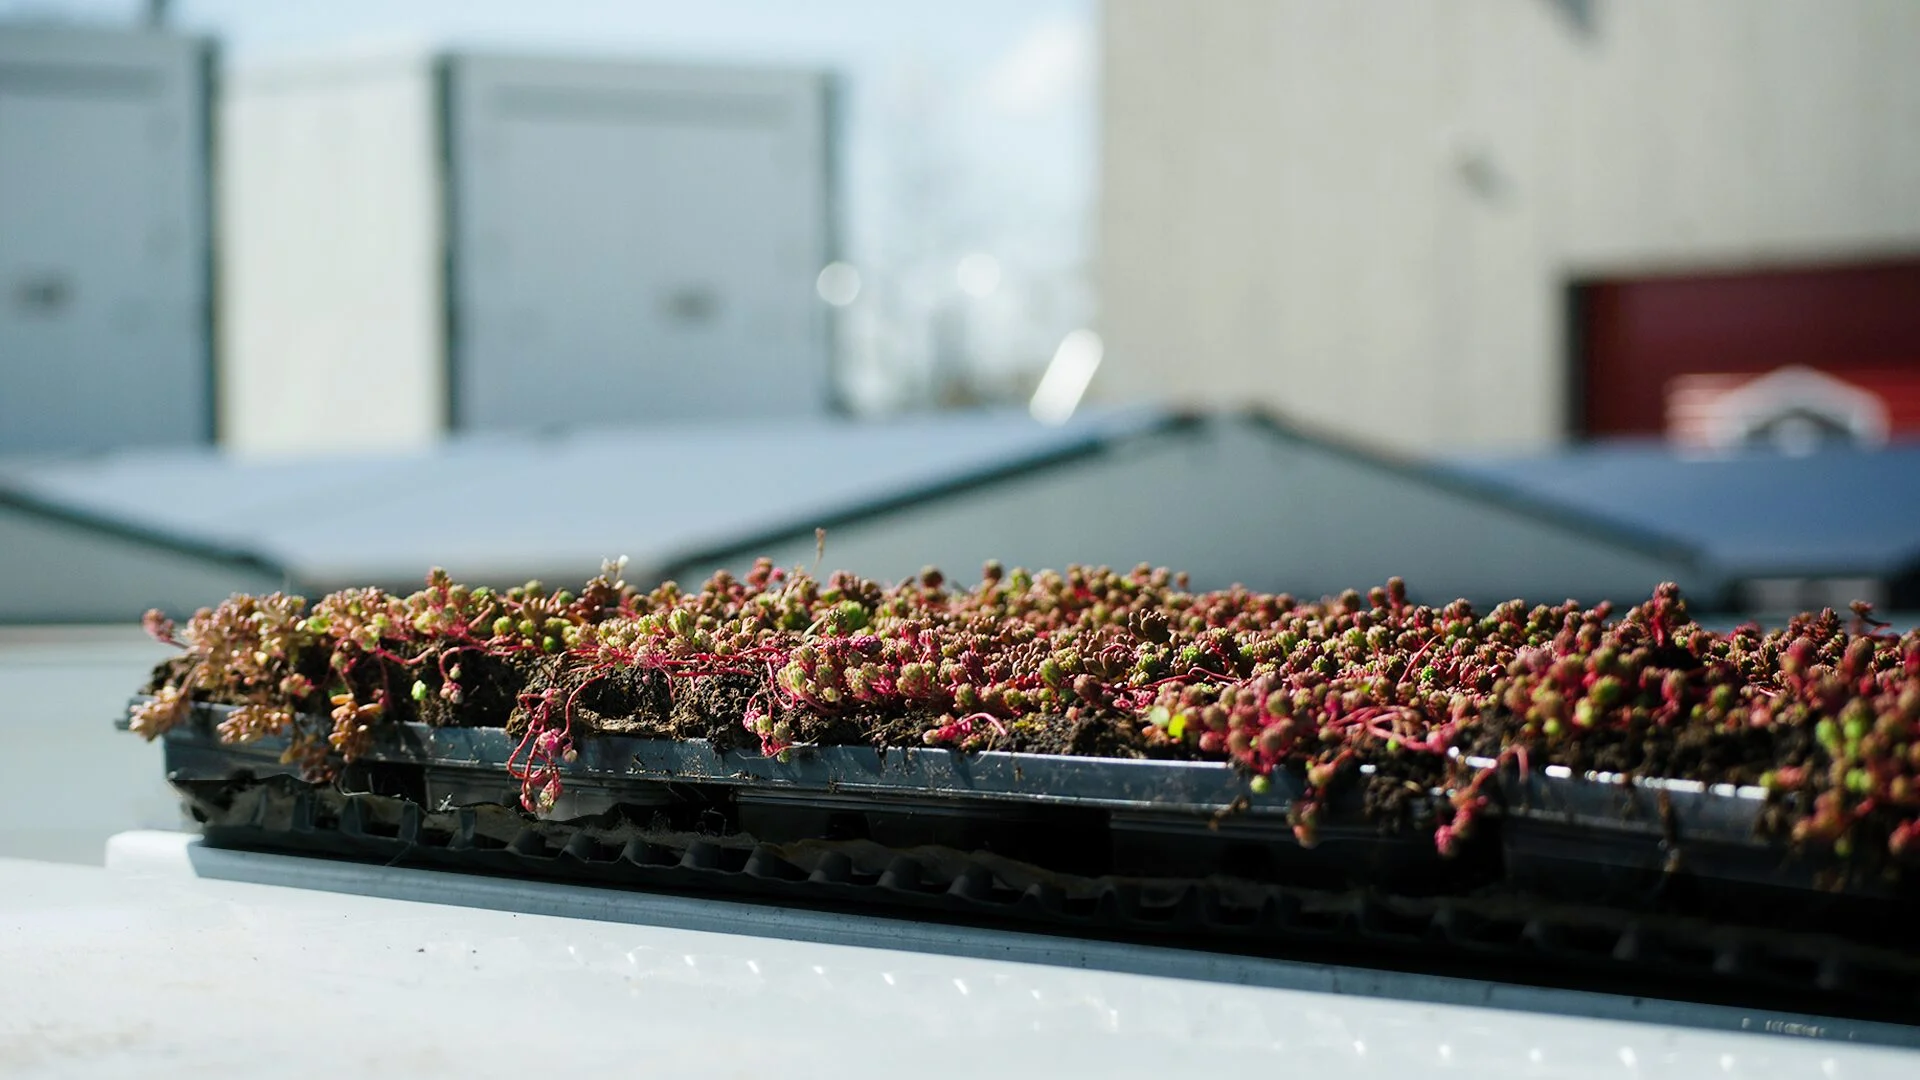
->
[0,407,1174,593]
[1442,440,1920,580]
[17,406,1869,619]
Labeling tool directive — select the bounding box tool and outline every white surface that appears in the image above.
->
[0,630,177,863]
[105,829,1916,1047]
[0,25,211,455]
[1098,1,1920,451]
[0,838,1903,1077]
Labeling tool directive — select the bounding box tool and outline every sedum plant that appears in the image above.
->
[133,559,1920,865]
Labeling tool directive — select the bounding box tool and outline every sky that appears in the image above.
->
[2,0,1098,409]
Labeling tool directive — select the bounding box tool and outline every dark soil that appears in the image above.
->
[1360,758,1453,833]
[1003,713,1145,758]
[1467,710,1808,789]
[141,655,194,695]
[412,651,537,729]
[664,673,758,747]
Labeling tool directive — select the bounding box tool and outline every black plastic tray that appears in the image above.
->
[140,699,1304,812]
[1493,759,1916,930]
[130,698,1911,909]
[140,699,1483,894]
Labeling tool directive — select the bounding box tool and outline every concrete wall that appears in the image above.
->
[1097,1,1920,451]
[697,418,1705,609]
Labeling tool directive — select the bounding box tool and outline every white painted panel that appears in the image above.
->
[218,54,443,454]
[449,56,831,428]
[0,28,209,455]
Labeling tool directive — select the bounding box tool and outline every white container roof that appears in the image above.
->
[2,835,1910,1077]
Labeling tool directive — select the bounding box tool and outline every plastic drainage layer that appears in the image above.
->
[125,699,1856,859]
[132,699,1304,815]
[169,774,1920,1033]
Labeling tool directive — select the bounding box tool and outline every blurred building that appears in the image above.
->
[0,23,214,455]
[1097,1,1920,452]
[220,49,835,453]
[9,400,1917,622]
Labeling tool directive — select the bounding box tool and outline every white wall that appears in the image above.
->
[1097,0,1920,451]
